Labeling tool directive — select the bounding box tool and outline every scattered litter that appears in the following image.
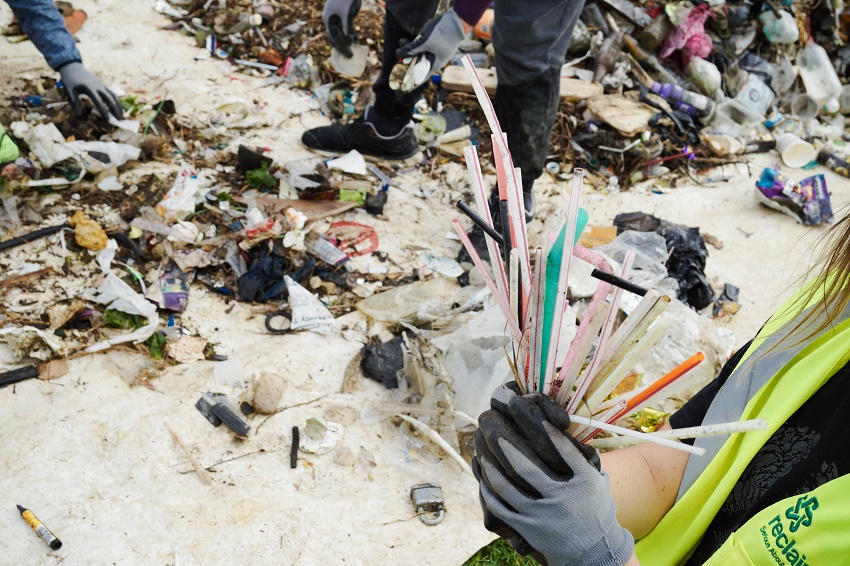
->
[196,392,251,438]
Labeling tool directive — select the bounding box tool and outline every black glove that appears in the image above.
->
[473,383,634,566]
[59,62,123,120]
[322,0,361,57]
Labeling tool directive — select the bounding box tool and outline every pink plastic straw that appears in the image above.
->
[461,55,509,160]
[577,251,636,392]
[452,219,522,339]
[463,145,508,301]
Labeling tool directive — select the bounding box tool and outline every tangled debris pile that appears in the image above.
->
[151,0,850,223]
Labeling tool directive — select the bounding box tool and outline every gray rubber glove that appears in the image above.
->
[322,0,361,57]
[59,62,123,121]
[473,383,634,566]
[395,9,465,87]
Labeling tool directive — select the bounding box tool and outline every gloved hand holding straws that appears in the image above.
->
[473,382,634,566]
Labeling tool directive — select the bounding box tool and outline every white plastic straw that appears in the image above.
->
[588,419,769,450]
[528,248,545,392]
[585,316,673,410]
[569,415,705,456]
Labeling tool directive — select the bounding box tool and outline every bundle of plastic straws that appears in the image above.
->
[452,56,766,455]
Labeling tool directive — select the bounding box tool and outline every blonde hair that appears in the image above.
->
[779,207,850,347]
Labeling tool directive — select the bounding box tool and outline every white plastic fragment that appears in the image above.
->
[300,418,344,454]
[96,238,119,273]
[326,150,367,175]
[66,140,141,173]
[155,164,201,221]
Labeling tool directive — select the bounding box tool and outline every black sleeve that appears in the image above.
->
[669,340,753,444]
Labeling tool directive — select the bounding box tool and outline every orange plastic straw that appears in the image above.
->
[610,352,705,422]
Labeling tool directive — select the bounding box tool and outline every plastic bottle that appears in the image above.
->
[758,10,799,43]
[686,57,722,97]
[797,43,843,108]
[650,83,717,118]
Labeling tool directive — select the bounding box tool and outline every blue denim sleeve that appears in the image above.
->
[5,0,82,70]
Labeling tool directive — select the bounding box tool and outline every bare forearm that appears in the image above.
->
[600,425,690,539]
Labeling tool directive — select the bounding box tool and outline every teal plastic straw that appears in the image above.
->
[539,207,589,391]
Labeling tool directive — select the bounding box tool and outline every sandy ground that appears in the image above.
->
[2,1,850,564]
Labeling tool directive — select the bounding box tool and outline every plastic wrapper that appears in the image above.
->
[356,277,460,324]
[160,262,193,312]
[755,169,833,226]
[22,123,77,168]
[155,164,200,221]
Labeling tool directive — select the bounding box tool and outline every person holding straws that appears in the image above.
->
[474,212,850,564]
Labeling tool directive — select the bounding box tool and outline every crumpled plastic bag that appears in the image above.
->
[614,212,714,310]
[65,140,141,173]
[85,273,159,352]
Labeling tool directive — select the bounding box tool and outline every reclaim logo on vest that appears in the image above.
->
[759,494,818,566]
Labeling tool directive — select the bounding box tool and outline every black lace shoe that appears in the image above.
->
[301,109,420,161]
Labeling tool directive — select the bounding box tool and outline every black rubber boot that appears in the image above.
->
[301,106,420,160]
[494,68,561,220]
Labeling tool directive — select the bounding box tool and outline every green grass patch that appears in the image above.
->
[246,163,277,189]
[464,539,538,566]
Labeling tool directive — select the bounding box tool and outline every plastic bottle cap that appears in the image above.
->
[825,98,841,114]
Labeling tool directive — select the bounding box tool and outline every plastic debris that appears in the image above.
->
[755,169,833,226]
[326,150,367,176]
[361,334,405,389]
[284,275,335,334]
[300,418,344,454]
[166,335,207,363]
[251,372,286,414]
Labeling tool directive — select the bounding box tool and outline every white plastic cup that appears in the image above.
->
[776,133,816,168]
[791,93,818,121]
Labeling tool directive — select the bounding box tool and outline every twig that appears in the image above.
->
[0,268,53,289]
[165,422,212,485]
[143,99,167,137]
[396,413,473,476]
[254,393,331,434]
[205,449,273,471]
